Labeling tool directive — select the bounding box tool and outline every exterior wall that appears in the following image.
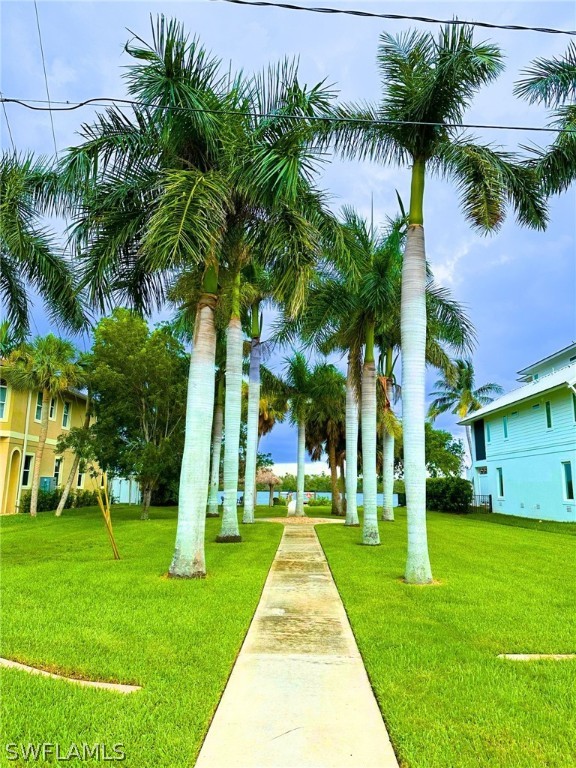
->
[519,345,576,381]
[471,387,576,522]
[0,384,93,514]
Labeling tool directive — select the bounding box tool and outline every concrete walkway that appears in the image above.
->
[195,519,399,768]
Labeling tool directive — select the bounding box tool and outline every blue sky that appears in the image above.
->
[2,0,575,466]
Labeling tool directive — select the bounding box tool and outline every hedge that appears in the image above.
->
[426,477,473,514]
[19,489,99,514]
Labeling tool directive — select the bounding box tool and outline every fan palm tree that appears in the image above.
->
[324,25,547,581]
[428,359,503,463]
[0,152,85,340]
[514,42,576,195]
[3,335,85,517]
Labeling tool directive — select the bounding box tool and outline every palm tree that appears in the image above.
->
[60,18,333,576]
[282,352,315,516]
[0,152,85,340]
[3,335,85,517]
[514,42,576,195]
[428,359,503,463]
[307,363,346,515]
[325,26,547,581]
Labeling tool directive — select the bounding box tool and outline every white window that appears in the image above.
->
[62,401,71,428]
[0,379,7,419]
[35,392,43,421]
[54,458,63,486]
[485,422,491,443]
[502,416,509,440]
[49,397,57,420]
[562,462,574,501]
[545,401,552,429]
[497,467,504,498]
[22,455,33,487]
[77,471,84,488]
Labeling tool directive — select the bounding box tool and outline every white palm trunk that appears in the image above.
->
[242,336,261,524]
[169,303,216,578]
[402,225,433,583]
[361,360,379,544]
[381,429,395,521]
[207,382,224,517]
[345,357,359,526]
[218,317,243,541]
[295,420,306,516]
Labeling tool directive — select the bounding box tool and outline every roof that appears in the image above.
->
[516,341,576,377]
[459,363,576,425]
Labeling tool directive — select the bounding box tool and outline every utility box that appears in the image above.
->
[39,476,56,492]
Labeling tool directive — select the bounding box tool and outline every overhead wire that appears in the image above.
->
[1,96,573,135]
[33,0,58,156]
[210,0,576,36]
[1,92,16,151]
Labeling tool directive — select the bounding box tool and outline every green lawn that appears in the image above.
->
[316,507,576,768]
[0,505,282,768]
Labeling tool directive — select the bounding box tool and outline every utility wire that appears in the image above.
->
[33,0,58,156]
[1,95,574,135]
[0,91,16,151]
[211,0,576,37]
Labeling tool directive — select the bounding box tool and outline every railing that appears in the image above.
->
[472,494,492,512]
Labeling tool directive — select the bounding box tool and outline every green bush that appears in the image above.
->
[272,496,286,506]
[306,497,330,507]
[426,477,473,514]
[19,488,99,513]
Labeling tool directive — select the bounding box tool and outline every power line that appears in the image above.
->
[2,95,574,135]
[33,0,58,156]
[0,91,16,151]
[210,0,576,37]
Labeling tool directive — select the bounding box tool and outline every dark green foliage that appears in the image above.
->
[19,489,98,514]
[426,477,473,514]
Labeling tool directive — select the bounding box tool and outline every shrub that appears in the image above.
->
[426,477,473,514]
[307,497,330,507]
[19,488,99,513]
[272,496,286,506]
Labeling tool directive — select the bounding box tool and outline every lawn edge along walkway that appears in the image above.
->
[0,657,141,693]
[195,517,399,768]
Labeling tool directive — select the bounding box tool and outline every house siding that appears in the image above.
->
[472,386,576,522]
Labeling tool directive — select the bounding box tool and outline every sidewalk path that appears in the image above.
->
[195,518,399,768]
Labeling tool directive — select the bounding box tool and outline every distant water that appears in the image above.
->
[232,491,399,507]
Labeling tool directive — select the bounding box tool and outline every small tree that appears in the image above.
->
[256,467,281,506]
[89,310,188,520]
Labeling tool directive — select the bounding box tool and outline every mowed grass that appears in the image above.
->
[316,508,576,768]
[0,505,283,768]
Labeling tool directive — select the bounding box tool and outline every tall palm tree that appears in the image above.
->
[3,335,85,517]
[307,363,346,515]
[428,359,503,463]
[0,153,85,340]
[514,42,576,195]
[282,352,315,516]
[60,17,334,576]
[325,26,547,581]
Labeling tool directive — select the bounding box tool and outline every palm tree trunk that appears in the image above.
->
[29,389,50,517]
[381,429,395,521]
[339,457,347,514]
[218,289,243,542]
[465,425,473,468]
[169,282,218,578]
[328,438,342,515]
[207,378,224,517]
[361,350,379,545]
[55,403,91,517]
[345,356,359,526]
[402,158,433,583]
[268,484,274,506]
[295,419,306,516]
[243,307,261,524]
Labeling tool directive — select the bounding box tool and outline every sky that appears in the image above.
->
[1,0,575,471]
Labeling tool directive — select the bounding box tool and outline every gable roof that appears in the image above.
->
[516,341,576,377]
[459,363,576,425]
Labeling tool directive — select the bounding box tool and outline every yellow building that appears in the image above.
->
[0,377,92,514]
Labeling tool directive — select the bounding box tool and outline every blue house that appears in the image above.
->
[460,343,576,522]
